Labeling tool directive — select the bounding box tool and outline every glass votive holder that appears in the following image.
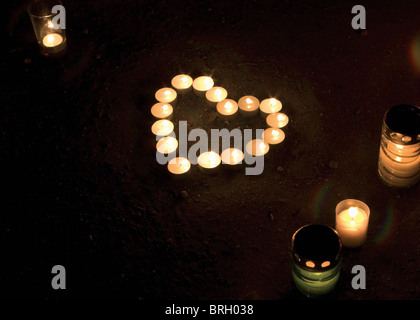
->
[27,0,67,56]
[290,224,342,299]
[377,104,420,188]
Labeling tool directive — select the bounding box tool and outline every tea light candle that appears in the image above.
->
[266,112,289,128]
[238,95,260,117]
[168,157,191,175]
[335,199,370,248]
[193,76,214,96]
[156,136,178,155]
[198,151,221,174]
[151,119,174,136]
[206,86,228,106]
[245,139,270,157]
[42,32,63,47]
[155,87,177,104]
[216,99,238,120]
[151,103,173,119]
[259,98,282,117]
[171,74,193,93]
[263,128,285,145]
[221,148,244,166]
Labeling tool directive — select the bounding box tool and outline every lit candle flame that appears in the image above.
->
[225,101,232,110]
[246,98,253,104]
[164,90,171,96]
[277,114,285,121]
[215,88,222,97]
[259,142,266,150]
[48,21,54,28]
[349,207,358,226]
[270,98,277,105]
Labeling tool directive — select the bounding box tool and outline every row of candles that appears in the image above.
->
[151,74,289,175]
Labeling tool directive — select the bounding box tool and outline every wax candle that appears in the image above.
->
[27,0,67,56]
[238,95,260,117]
[259,98,282,117]
[220,148,244,166]
[335,199,370,248]
[151,103,173,119]
[377,104,420,188]
[197,151,221,174]
[245,139,269,157]
[263,128,285,145]
[155,87,177,104]
[193,76,214,96]
[266,112,289,128]
[168,157,191,175]
[291,224,342,298]
[42,33,63,47]
[151,119,174,136]
[216,99,238,120]
[171,74,193,93]
[156,136,178,155]
[206,86,228,105]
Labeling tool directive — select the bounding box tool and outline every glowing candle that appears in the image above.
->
[335,199,370,248]
[168,157,191,175]
[151,119,174,136]
[156,136,178,155]
[220,148,244,166]
[151,103,173,119]
[192,76,214,96]
[42,33,63,47]
[266,112,289,128]
[216,99,238,120]
[171,74,193,93]
[197,151,221,174]
[245,139,269,157]
[263,128,285,145]
[206,86,228,105]
[259,98,282,117]
[291,224,342,298]
[238,95,260,117]
[155,87,177,104]
[377,104,420,188]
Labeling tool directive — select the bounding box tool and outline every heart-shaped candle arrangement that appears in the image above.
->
[151,74,289,175]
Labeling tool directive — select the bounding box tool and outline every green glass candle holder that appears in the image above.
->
[290,224,342,298]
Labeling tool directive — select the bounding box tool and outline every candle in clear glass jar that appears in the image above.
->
[335,199,370,248]
[377,104,420,188]
[291,224,342,298]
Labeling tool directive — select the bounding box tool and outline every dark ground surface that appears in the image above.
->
[1,0,419,301]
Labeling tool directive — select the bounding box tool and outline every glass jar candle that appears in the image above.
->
[27,0,67,56]
[290,224,342,299]
[377,104,420,188]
